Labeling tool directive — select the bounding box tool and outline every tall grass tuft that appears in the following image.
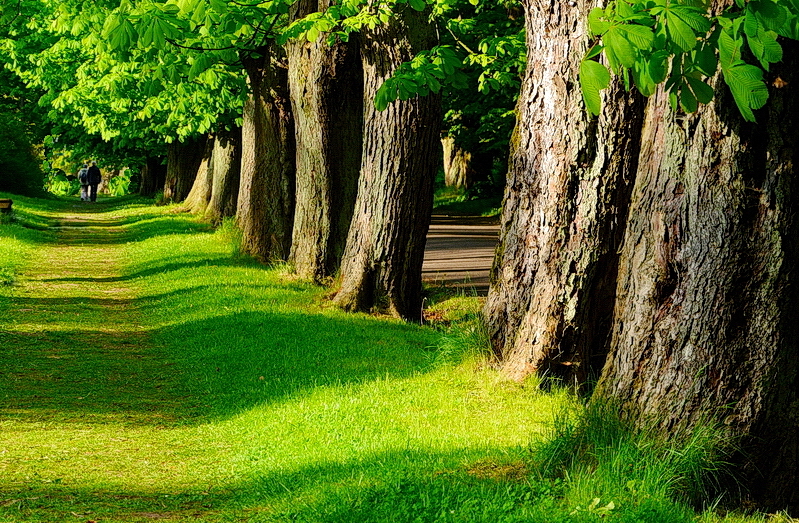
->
[532,400,737,521]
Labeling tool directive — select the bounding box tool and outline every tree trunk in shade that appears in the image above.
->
[163,136,206,203]
[595,40,799,511]
[287,0,363,282]
[236,46,295,262]
[332,5,440,321]
[206,125,241,223]
[483,0,645,386]
[138,156,166,197]
[442,135,472,189]
[181,135,215,215]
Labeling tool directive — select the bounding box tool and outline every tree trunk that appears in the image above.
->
[237,46,295,261]
[595,43,799,510]
[138,156,166,197]
[442,135,473,189]
[332,5,440,321]
[164,136,206,203]
[287,0,363,282]
[483,0,644,385]
[181,135,215,214]
[206,125,242,223]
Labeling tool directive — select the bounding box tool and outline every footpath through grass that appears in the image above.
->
[0,194,793,523]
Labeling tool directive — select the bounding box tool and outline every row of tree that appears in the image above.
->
[2,0,798,512]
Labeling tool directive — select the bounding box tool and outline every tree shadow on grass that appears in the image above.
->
[0,448,552,523]
[0,310,437,426]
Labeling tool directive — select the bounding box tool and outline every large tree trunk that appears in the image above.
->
[163,136,206,203]
[237,46,295,261]
[138,156,166,197]
[206,125,242,223]
[595,43,799,510]
[483,0,644,385]
[181,135,215,214]
[332,5,440,321]
[287,0,363,282]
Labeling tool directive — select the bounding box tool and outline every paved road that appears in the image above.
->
[422,215,500,296]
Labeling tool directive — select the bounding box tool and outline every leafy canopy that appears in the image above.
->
[580,0,799,121]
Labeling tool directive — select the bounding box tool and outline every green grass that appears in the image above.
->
[433,187,502,217]
[0,194,794,523]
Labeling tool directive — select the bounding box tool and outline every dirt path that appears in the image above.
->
[422,215,500,296]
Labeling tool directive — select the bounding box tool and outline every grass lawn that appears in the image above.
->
[0,193,792,523]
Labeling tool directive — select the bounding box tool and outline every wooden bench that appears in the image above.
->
[0,199,11,213]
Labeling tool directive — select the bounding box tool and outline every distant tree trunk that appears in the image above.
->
[164,136,206,203]
[332,5,440,321]
[181,135,215,214]
[442,135,472,189]
[139,156,166,197]
[483,0,645,385]
[206,125,241,223]
[596,43,799,511]
[287,0,363,282]
[237,46,295,261]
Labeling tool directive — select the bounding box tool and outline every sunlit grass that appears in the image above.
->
[0,195,793,523]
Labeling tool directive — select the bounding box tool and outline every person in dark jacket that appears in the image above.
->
[87,161,102,202]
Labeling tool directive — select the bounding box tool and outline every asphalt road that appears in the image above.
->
[422,215,500,296]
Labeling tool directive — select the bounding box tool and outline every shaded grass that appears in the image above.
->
[0,195,793,523]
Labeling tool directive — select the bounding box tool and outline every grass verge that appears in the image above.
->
[0,194,793,523]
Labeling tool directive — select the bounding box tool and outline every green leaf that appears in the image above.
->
[693,41,718,76]
[588,8,611,35]
[580,59,611,116]
[618,24,655,49]
[686,76,714,103]
[722,62,769,121]
[665,10,699,51]
[408,0,427,11]
[605,26,637,69]
[750,0,787,31]
[718,28,743,69]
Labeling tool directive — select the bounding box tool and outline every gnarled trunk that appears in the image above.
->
[181,135,215,215]
[596,45,799,510]
[332,5,440,321]
[287,0,363,282]
[483,0,644,385]
[206,125,241,223]
[164,136,206,203]
[237,46,295,261]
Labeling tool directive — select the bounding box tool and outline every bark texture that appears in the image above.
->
[206,125,241,223]
[596,45,799,510]
[163,136,206,203]
[237,46,295,261]
[287,0,363,282]
[332,5,440,321]
[181,135,215,214]
[483,0,644,385]
[138,156,166,197]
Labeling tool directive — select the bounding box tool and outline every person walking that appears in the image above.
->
[77,163,89,201]
[87,161,102,202]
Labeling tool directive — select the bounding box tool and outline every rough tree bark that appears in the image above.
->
[206,125,241,223]
[181,134,215,215]
[287,0,363,282]
[237,46,295,261]
[163,136,206,203]
[138,156,166,197]
[483,0,644,385]
[332,5,440,321]
[595,42,799,511]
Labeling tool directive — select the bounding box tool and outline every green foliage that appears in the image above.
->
[580,0,799,121]
[0,113,45,196]
[107,169,133,196]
